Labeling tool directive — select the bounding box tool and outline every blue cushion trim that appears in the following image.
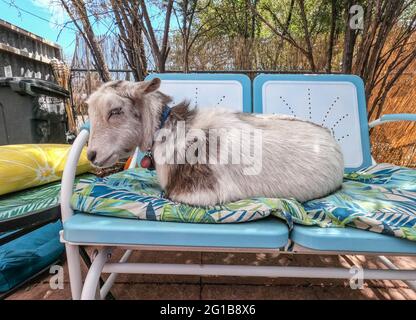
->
[64,214,289,249]
[292,225,416,254]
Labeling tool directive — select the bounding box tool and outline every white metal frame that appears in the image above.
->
[61,120,416,300]
[368,116,416,128]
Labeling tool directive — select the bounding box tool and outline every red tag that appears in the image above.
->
[140,155,153,169]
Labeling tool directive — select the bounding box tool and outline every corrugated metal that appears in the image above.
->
[0,19,62,81]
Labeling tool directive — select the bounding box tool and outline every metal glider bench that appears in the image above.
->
[60,73,416,300]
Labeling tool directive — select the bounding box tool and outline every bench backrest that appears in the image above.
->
[253,74,372,172]
[145,73,372,172]
[145,73,251,112]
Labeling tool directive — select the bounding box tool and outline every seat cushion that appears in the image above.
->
[296,163,416,241]
[63,214,289,249]
[71,168,300,224]
[292,225,416,254]
[0,181,61,223]
[0,174,95,223]
[0,221,64,293]
[288,163,416,253]
[70,163,416,245]
[0,144,92,196]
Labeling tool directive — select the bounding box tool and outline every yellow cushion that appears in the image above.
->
[0,144,92,196]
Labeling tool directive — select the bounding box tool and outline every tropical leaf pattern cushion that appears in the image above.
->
[0,174,94,222]
[0,144,92,196]
[71,163,416,241]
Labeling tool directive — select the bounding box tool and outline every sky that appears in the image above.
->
[0,0,175,62]
[0,0,79,58]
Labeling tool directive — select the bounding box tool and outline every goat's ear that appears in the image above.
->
[121,79,161,101]
[141,78,161,94]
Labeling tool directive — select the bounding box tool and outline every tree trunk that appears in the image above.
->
[183,40,190,73]
[341,0,356,74]
[297,0,316,71]
[326,0,337,72]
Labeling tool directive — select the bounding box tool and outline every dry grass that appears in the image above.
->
[370,70,416,168]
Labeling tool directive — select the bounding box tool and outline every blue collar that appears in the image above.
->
[159,105,171,129]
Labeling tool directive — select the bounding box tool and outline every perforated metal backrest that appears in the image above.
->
[253,74,372,172]
[145,73,251,112]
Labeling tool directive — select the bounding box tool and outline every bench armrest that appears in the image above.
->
[60,122,90,222]
[369,113,416,128]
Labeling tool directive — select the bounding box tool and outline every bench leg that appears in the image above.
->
[99,249,132,300]
[65,243,82,300]
[79,247,115,300]
[81,248,112,300]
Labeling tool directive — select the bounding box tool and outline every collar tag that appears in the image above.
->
[140,151,155,170]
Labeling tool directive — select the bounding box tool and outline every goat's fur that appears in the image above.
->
[86,79,344,206]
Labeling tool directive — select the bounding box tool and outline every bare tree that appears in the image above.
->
[297,0,316,71]
[173,0,215,72]
[326,0,338,72]
[349,0,416,120]
[278,0,295,52]
[61,0,112,82]
[174,0,198,72]
[251,0,318,71]
[110,0,148,81]
[139,0,174,72]
[205,0,259,70]
[341,0,357,73]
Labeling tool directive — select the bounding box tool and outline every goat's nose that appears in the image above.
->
[87,150,97,162]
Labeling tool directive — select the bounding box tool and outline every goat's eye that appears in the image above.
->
[108,108,123,119]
